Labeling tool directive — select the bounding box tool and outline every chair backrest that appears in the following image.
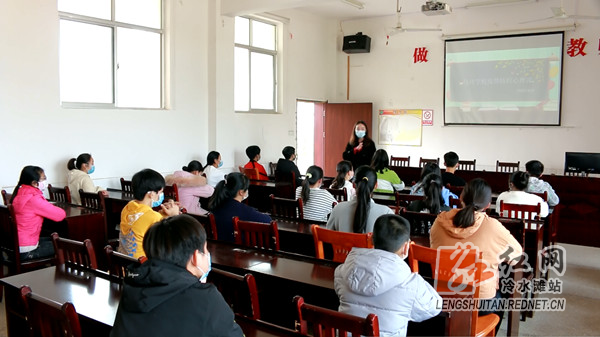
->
[233,217,280,251]
[395,193,424,208]
[390,156,410,167]
[120,178,132,193]
[163,184,179,202]
[207,213,218,240]
[496,218,526,248]
[48,185,72,204]
[269,162,277,176]
[372,191,398,207]
[2,189,12,205]
[419,157,439,168]
[274,171,296,199]
[311,225,373,263]
[294,295,379,337]
[208,268,261,320]
[270,194,304,219]
[445,184,464,197]
[498,200,542,220]
[457,159,476,171]
[529,191,548,202]
[325,188,347,202]
[78,189,102,210]
[51,232,98,269]
[21,286,82,337]
[496,160,520,173]
[400,208,438,236]
[104,245,142,279]
[449,196,462,209]
[240,166,260,180]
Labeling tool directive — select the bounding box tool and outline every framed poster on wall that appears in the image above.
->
[378,109,422,146]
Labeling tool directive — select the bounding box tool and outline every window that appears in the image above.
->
[234,17,278,113]
[58,0,163,108]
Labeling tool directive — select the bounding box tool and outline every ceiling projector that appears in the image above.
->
[421,1,452,15]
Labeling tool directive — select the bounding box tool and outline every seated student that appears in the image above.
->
[371,149,405,193]
[441,151,466,187]
[110,214,243,337]
[408,173,450,214]
[335,214,442,337]
[327,166,394,233]
[431,178,523,328]
[204,151,226,187]
[495,171,549,218]
[410,163,457,207]
[11,166,66,260]
[209,173,271,242]
[119,169,180,258]
[275,146,302,187]
[165,160,214,215]
[243,145,269,181]
[329,160,356,200]
[67,153,108,205]
[525,160,559,206]
[295,166,336,222]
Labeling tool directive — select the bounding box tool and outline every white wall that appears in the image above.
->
[333,0,600,173]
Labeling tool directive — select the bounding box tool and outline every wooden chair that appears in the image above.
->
[232,217,280,251]
[311,225,373,263]
[270,194,304,219]
[457,159,476,171]
[326,188,347,202]
[496,218,526,248]
[120,178,132,193]
[48,184,72,204]
[408,243,499,337]
[419,157,439,168]
[400,208,438,236]
[208,268,261,320]
[104,245,147,279]
[163,184,180,202]
[446,184,464,197]
[390,156,410,167]
[293,295,379,337]
[240,166,260,180]
[78,189,102,210]
[372,191,398,207]
[498,200,542,220]
[529,191,548,202]
[2,189,12,205]
[207,213,218,240]
[449,196,462,209]
[20,286,82,337]
[395,193,424,208]
[496,160,520,173]
[51,232,98,269]
[275,171,296,199]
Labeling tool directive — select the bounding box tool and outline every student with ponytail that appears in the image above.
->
[67,153,107,205]
[430,178,523,328]
[495,171,549,217]
[165,160,214,215]
[327,165,393,233]
[295,166,336,222]
[407,173,449,214]
[329,160,355,200]
[209,173,271,242]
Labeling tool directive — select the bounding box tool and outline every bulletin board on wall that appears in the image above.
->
[378,110,423,146]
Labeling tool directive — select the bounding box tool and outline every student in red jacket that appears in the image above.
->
[243,145,269,180]
[11,166,66,260]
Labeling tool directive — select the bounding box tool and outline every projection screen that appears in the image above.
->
[444,32,563,126]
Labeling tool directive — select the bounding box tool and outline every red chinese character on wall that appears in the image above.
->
[567,38,587,57]
[413,47,429,63]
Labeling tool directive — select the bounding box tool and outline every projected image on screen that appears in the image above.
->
[444,32,563,125]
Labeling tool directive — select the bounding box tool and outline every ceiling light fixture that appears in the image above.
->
[341,0,365,10]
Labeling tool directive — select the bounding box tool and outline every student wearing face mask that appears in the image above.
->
[343,121,376,170]
[67,153,108,205]
[165,160,214,215]
[119,169,180,259]
[10,166,66,260]
[203,151,226,187]
[330,160,356,200]
[208,172,271,242]
[110,214,243,337]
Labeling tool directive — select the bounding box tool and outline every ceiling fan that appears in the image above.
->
[520,0,600,23]
[387,0,442,35]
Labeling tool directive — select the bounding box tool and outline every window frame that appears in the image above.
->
[58,2,165,109]
[234,15,281,114]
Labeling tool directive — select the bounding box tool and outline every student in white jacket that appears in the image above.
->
[67,153,107,205]
[334,214,442,337]
[496,171,549,218]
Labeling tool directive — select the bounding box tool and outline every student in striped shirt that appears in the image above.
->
[295,166,337,222]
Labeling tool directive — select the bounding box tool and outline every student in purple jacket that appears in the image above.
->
[208,173,271,242]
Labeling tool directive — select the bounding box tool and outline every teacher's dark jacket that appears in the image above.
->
[343,140,376,170]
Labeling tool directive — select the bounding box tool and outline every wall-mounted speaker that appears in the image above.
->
[343,32,371,54]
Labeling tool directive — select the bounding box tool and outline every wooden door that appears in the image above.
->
[323,103,373,177]
[314,102,325,169]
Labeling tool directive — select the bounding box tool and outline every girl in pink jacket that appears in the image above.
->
[11,166,66,260]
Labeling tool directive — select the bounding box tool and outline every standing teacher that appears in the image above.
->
[343,120,376,170]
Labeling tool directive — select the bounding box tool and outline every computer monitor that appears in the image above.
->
[564,152,600,174]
